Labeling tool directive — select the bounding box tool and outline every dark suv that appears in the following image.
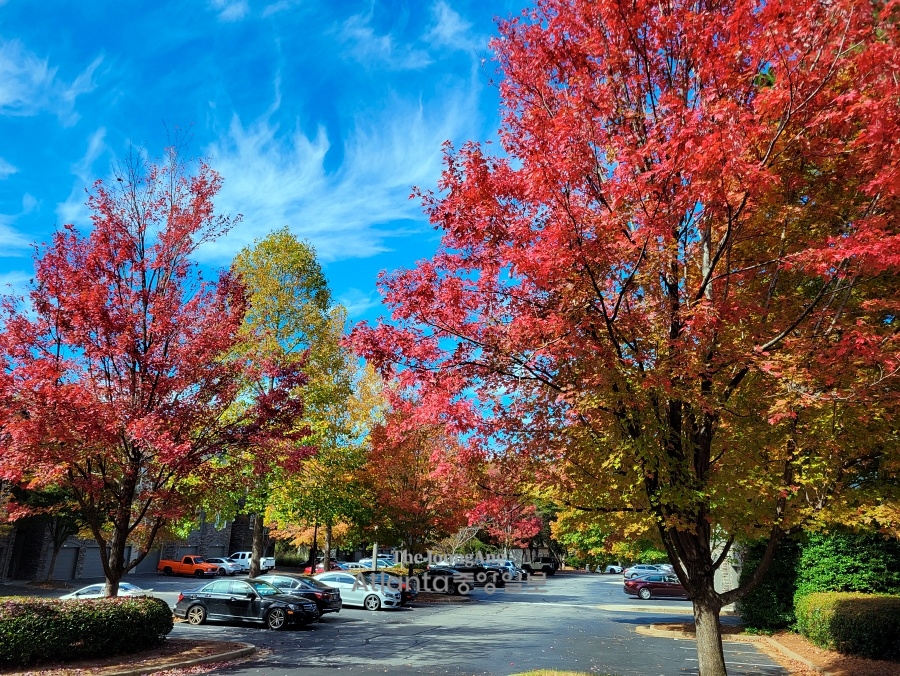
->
[522,556,559,576]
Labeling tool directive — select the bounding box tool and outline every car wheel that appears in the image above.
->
[217,567,226,576]
[186,605,207,625]
[194,569,204,578]
[638,587,652,600]
[163,567,172,576]
[364,594,382,611]
[266,608,287,630]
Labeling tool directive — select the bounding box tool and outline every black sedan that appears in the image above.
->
[417,567,473,595]
[429,563,506,589]
[255,573,343,615]
[174,578,319,629]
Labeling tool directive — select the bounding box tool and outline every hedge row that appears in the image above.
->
[736,531,900,632]
[0,595,173,667]
[795,592,900,659]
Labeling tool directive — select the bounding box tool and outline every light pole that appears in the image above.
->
[372,526,378,572]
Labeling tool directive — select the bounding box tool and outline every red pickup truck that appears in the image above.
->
[157,556,220,578]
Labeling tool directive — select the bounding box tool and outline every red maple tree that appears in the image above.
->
[468,495,542,559]
[360,394,473,571]
[0,149,307,595]
[352,1,900,672]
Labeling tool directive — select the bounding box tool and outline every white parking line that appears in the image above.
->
[675,646,765,653]
[683,658,780,668]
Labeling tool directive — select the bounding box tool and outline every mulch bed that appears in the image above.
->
[0,639,250,676]
[652,621,745,636]
[770,631,900,676]
[414,592,474,603]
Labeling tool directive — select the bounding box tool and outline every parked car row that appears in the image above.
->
[172,568,411,628]
[158,552,276,578]
[174,578,321,629]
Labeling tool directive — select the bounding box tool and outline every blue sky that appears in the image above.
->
[0,0,522,321]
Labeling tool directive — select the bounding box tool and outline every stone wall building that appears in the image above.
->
[0,511,239,582]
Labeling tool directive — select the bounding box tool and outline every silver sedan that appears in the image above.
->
[59,582,152,599]
[205,557,242,575]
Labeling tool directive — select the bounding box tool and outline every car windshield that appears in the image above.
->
[246,580,282,596]
[296,576,332,589]
[366,572,399,583]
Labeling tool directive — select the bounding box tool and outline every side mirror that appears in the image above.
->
[247,592,256,599]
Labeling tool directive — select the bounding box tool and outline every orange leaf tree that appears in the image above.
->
[0,149,307,596]
[351,1,900,672]
[360,395,473,570]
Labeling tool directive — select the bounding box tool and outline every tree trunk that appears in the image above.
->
[693,583,727,676]
[44,544,61,583]
[324,522,332,571]
[249,512,265,578]
[104,524,129,597]
[307,522,319,571]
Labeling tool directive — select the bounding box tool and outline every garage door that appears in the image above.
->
[50,547,78,580]
[80,547,106,578]
[176,545,198,557]
[80,546,131,579]
[206,546,225,558]
[131,549,160,574]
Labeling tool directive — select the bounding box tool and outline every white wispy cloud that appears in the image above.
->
[426,1,477,51]
[261,0,300,17]
[0,192,38,257]
[0,156,16,179]
[0,221,30,254]
[56,127,109,226]
[337,287,384,319]
[340,11,433,70]
[209,0,250,22]
[0,38,101,124]
[202,83,478,264]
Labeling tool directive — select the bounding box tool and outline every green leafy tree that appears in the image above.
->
[223,228,332,576]
[266,321,387,569]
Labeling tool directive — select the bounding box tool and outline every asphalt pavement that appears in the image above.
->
[1,571,787,675]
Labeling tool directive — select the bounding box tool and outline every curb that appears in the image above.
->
[595,603,738,616]
[758,636,830,675]
[103,642,257,676]
[413,594,475,604]
[635,625,830,675]
[635,625,757,643]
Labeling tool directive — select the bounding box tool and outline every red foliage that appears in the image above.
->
[352,1,900,671]
[469,496,542,554]
[0,150,307,590]
[361,395,472,556]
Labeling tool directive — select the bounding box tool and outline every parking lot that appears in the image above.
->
[1,571,786,675]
